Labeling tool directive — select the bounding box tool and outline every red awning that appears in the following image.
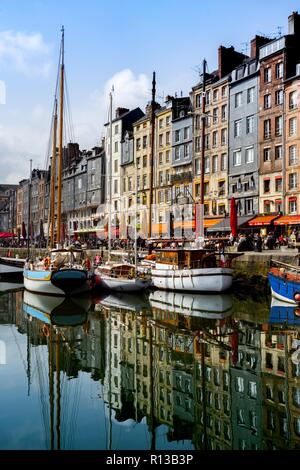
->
[274,215,300,225]
[248,215,279,226]
[0,232,14,238]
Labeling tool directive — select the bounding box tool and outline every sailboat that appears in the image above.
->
[23,28,93,296]
[94,91,151,292]
[150,60,240,292]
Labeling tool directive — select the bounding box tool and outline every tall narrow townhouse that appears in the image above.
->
[284,67,300,220]
[153,99,173,238]
[229,37,270,220]
[192,46,247,225]
[121,103,157,239]
[259,12,300,218]
[104,107,144,239]
[170,97,193,238]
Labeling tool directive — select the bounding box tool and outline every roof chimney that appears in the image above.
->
[115,107,129,118]
[250,35,272,59]
[288,11,300,35]
[218,46,248,78]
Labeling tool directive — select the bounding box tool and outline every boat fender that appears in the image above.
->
[294,292,300,303]
[292,347,300,365]
[42,325,50,337]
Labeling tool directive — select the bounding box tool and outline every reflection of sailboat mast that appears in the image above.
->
[148,321,155,451]
[26,319,31,396]
[56,331,61,450]
[108,314,112,450]
[48,325,54,450]
[200,340,208,449]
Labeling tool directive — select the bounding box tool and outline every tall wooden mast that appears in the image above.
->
[56,26,64,247]
[148,72,156,240]
[196,59,206,247]
[50,99,58,248]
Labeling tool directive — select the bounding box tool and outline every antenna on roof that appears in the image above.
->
[276,26,283,37]
[241,42,249,56]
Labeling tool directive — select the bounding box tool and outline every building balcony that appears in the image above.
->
[170,171,193,184]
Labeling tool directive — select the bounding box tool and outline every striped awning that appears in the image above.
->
[274,215,300,225]
[204,218,223,228]
[248,215,280,226]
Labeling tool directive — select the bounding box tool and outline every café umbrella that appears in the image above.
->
[230,197,238,238]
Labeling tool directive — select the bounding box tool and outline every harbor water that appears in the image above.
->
[0,284,299,451]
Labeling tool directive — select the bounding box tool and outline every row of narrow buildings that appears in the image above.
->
[4,11,300,240]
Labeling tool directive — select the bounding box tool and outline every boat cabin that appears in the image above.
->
[99,263,136,279]
[155,248,241,269]
[155,249,218,269]
[50,248,85,270]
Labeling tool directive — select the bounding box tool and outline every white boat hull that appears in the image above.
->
[23,269,91,296]
[149,290,233,317]
[151,267,233,292]
[96,274,151,292]
[270,287,298,305]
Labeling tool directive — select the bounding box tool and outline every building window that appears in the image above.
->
[263,147,271,162]
[247,87,255,103]
[234,120,242,137]
[174,147,180,160]
[275,145,282,160]
[221,128,227,145]
[264,179,270,193]
[184,144,189,158]
[221,153,227,171]
[245,146,254,163]
[143,155,147,167]
[289,145,297,165]
[212,155,218,173]
[204,181,209,195]
[213,89,218,102]
[235,92,242,108]
[275,178,282,192]
[289,199,297,214]
[159,171,164,186]
[289,117,297,136]
[212,107,218,124]
[159,134,163,147]
[289,90,298,109]
[143,135,147,148]
[166,115,170,126]
[276,62,284,79]
[195,114,200,130]
[245,198,253,214]
[274,90,283,107]
[114,179,118,194]
[264,200,271,213]
[114,124,119,135]
[183,127,189,139]
[166,131,170,145]
[195,136,200,153]
[246,115,254,134]
[218,180,225,196]
[195,183,200,198]
[204,157,210,173]
[195,158,201,175]
[195,94,201,108]
[204,203,209,215]
[136,138,141,150]
[221,85,227,98]
[289,173,297,190]
[264,67,271,83]
[159,152,163,165]
[159,118,163,129]
[221,104,227,121]
[114,141,118,153]
[166,150,170,162]
[143,175,147,188]
[264,119,271,139]
[264,94,271,109]
[212,131,218,147]
[205,90,211,105]
[275,115,283,136]
[233,149,241,166]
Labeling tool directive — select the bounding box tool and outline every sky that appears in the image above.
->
[0,0,299,184]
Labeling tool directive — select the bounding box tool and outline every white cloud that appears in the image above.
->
[0,30,52,78]
[0,69,151,183]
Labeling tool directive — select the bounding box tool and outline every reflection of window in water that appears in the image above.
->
[294,417,300,437]
[293,387,300,407]
[0,340,6,364]
[235,376,244,393]
[248,381,257,399]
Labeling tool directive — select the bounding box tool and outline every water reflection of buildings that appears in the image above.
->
[5,288,300,450]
